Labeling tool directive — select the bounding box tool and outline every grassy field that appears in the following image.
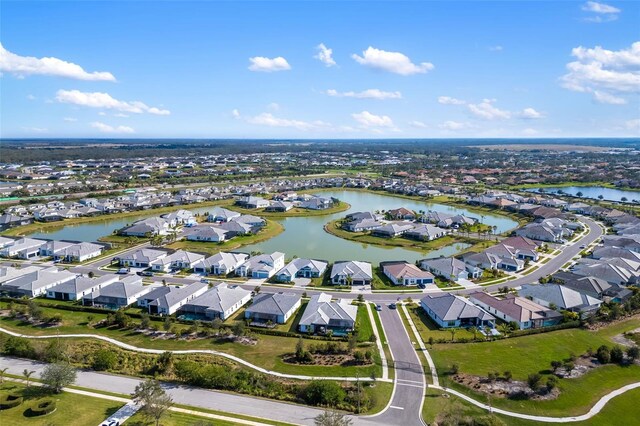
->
[0,301,381,378]
[356,304,374,342]
[0,382,122,426]
[166,219,284,255]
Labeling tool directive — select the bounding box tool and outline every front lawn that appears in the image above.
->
[404,304,476,343]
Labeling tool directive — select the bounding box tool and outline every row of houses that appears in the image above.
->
[0,236,104,262]
[235,194,336,211]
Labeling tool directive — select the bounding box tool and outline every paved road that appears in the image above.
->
[365,305,426,425]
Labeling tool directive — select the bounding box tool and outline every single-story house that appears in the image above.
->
[518,283,602,315]
[387,207,416,220]
[235,196,269,209]
[0,237,46,259]
[381,261,435,286]
[372,222,416,238]
[420,294,495,328]
[82,275,152,309]
[0,266,77,298]
[145,281,209,315]
[420,257,481,282]
[298,293,357,335]
[404,224,447,241]
[150,250,205,272]
[207,207,241,223]
[275,258,328,282]
[119,217,171,237]
[161,209,197,226]
[265,201,294,212]
[117,248,167,268]
[41,241,104,263]
[330,261,373,286]
[185,225,229,242]
[193,252,249,275]
[469,292,562,330]
[179,283,251,319]
[244,292,302,324]
[47,273,119,301]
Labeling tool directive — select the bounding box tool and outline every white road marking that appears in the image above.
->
[389,405,405,410]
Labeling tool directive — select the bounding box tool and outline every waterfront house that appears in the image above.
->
[193,252,249,275]
[0,237,46,259]
[237,252,285,279]
[150,250,205,272]
[330,261,373,286]
[275,258,328,282]
[207,207,241,223]
[185,225,229,242]
[381,261,435,286]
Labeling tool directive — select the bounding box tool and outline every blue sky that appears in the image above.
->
[1,1,639,138]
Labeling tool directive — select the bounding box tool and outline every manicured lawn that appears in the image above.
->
[0,382,122,426]
[421,387,487,425]
[356,304,374,342]
[166,219,284,255]
[126,410,239,426]
[363,381,394,414]
[405,304,476,343]
[0,302,381,378]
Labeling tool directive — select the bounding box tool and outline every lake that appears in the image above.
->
[29,189,519,264]
[529,186,640,203]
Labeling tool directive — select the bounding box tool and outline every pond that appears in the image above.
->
[527,186,640,203]
[29,189,519,264]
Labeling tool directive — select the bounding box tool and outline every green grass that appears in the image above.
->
[421,387,487,425]
[166,219,284,255]
[356,305,374,343]
[0,382,122,426]
[405,304,477,343]
[0,302,381,378]
[127,410,238,426]
[363,381,394,414]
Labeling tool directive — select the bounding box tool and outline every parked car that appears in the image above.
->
[417,283,426,289]
[375,304,382,311]
[389,303,397,310]
[117,268,130,274]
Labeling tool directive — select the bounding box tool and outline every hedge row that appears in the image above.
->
[0,394,23,409]
[29,399,56,416]
[510,320,581,337]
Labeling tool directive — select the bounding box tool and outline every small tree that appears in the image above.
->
[232,321,246,337]
[296,337,306,360]
[131,379,173,426]
[546,376,558,392]
[450,364,459,375]
[610,346,624,364]
[314,410,353,426]
[140,313,151,329]
[626,346,639,361]
[597,345,611,364]
[550,360,562,373]
[93,349,118,371]
[163,317,172,332]
[22,369,35,387]
[428,336,435,348]
[527,373,542,391]
[503,371,512,382]
[40,362,76,393]
[348,333,358,353]
[27,300,43,321]
[43,339,68,363]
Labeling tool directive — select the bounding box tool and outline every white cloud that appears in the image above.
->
[26,94,36,101]
[352,46,434,75]
[63,117,78,122]
[581,1,620,22]
[21,126,48,133]
[0,42,115,81]
[439,121,470,130]
[314,43,336,67]
[90,121,135,134]
[98,111,107,116]
[248,56,291,72]
[113,113,130,118]
[561,42,640,104]
[267,102,280,111]
[408,120,427,128]
[56,90,170,115]
[626,118,640,131]
[231,109,241,119]
[520,108,544,119]
[438,96,466,105]
[245,112,330,131]
[489,46,504,52]
[467,99,511,120]
[326,88,402,100]
[351,111,395,127]
[593,90,627,104]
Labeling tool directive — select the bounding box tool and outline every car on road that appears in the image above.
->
[136,270,153,277]
[117,268,130,274]
[375,304,382,311]
[101,420,120,426]
[580,245,586,249]
[389,303,397,310]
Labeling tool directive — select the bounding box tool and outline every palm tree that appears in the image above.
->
[468,326,479,340]
[23,369,35,388]
[497,323,512,337]
[449,328,458,342]
[576,191,583,197]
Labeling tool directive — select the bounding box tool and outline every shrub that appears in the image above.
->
[610,346,624,364]
[93,349,118,371]
[597,345,611,364]
[3,336,36,358]
[302,380,346,407]
[0,394,23,410]
[527,373,542,391]
[28,399,56,416]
